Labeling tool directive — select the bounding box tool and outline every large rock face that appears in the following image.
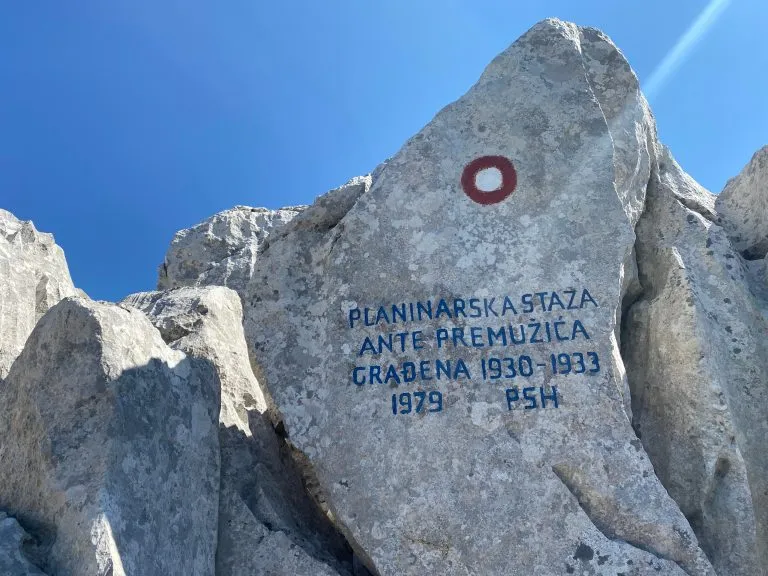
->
[122,287,356,576]
[0,209,77,378]
[242,20,713,576]
[158,205,305,295]
[0,297,220,576]
[623,147,768,576]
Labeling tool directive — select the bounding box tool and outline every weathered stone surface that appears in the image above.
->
[0,209,77,379]
[0,512,47,576]
[122,286,354,575]
[623,146,768,576]
[579,27,655,229]
[158,205,305,295]
[216,488,340,576]
[122,286,268,430]
[243,20,712,576]
[715,145,768,258]
[0,297,220,576]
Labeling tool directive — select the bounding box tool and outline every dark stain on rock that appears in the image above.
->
[573,543,594,561]
[715,457,731,478]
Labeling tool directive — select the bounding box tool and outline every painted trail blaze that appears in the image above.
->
[461,155,517,205]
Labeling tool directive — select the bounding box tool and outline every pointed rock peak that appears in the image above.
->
[0,208,78,379]
[240,19,712,576]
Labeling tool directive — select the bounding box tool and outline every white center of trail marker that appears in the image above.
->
[475,167,503,192]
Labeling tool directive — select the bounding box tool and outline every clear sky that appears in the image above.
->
[1,1,766,301]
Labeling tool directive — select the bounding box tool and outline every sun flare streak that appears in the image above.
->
[643,0,732,99]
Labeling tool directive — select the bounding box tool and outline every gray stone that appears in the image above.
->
[0,297,220,576]
[158,205,305,295]
[242,20,712,576]
[121,286,268,430]
[122,286,353,575]
[579,26,656,229]
[0,512,47,576]
[715,145,768,258]
[623,146,768,576]
[216,488,340,576]
[0,209,77,379]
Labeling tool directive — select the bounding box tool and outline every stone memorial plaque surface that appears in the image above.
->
[244,20,713,576]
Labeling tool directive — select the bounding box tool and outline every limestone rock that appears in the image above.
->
[579,27,656,229]
[158,205,305,295]
[0,297,220,576]
[121,286,268,430]
[0,512,47,576]
[216,488,341,576]
[243,20,712,576]
[213,413,358,576]
[0,209,77,379]
[623,146,768,576]
[122,286,354,576]
[715,145,768,258]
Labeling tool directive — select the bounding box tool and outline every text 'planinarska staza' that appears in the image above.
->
[345,288,601,394]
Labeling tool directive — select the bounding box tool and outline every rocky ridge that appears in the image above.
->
[0,18,767,576]
[0,209,77,379]
[158,205,306,296]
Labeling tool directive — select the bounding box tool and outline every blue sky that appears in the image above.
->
[1,1,766,301]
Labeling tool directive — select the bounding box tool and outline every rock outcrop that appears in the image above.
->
[121,287,356,576]
[623,147,768,576]
[241,20,713,576]
[1,16,767,576]
[715,146,768,259]
[0,209,77,379]
[122,286,268,430]
[158,206,305,295]
[0,298,220,576]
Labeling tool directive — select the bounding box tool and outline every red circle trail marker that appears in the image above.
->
[461,155,517,205]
